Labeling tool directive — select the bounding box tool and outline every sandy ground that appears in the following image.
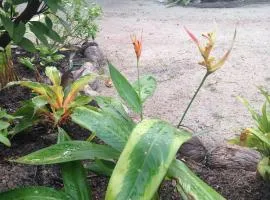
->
[95,0,270,148]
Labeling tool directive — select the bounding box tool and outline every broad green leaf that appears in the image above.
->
[0,12,14,36]
[45,66,61,86]
[105,119,191,200]
[95,96,135,131]
[45,16,53,29]
[85,159,115,177]
[58,128,91,200]
[47,29,62,43]
[257,157,270,181]
[0,133,11,147]
[29,21,49,45]
[16,37,36,53]
[14,141,119,165]
[72,107,132,151]
[44,0,61,12]
[68,95,92,109]
[61,161,92,200]
[11,100,37,135]
[7,81,54,99]
[13,22,26,43]
[109,62,142,114]
[133,75,157,103]
[0,121,10,130]
[0,186,72,200]
[32,95,48,109]
[167,159,225,200]
[63,74,97,108]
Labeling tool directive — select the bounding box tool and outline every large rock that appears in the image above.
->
[179,136,261,172]
[179,136,207,163]
[207,145,261,171]
[83,42,106,74]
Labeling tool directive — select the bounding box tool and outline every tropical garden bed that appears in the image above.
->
[0,0,270,200]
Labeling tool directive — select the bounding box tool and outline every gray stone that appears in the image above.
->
[83,43,106,74]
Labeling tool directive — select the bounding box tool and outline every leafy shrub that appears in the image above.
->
[52,0,102,45]
[0,0,64,88]
[8,66,100,134]
[230,88,270,180]
[0,108,17,146]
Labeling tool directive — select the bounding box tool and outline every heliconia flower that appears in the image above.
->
[184,26,236,74]
[131,34,142,61]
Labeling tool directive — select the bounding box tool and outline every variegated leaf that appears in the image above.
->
[105,119,191,200]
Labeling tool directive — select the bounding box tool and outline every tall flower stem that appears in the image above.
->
[136,59,143,120]
[177,72,209,128]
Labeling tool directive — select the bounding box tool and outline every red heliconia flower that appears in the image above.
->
[184,26,236,74]
[131,34,142,61]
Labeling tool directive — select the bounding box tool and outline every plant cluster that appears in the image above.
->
[0,25,238,199]
[0,0,102,89]
[230,88,270,180]
[52,0,102,45]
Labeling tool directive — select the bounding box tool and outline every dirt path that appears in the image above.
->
[95,0,270,148]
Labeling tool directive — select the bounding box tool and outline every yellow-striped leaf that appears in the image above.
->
[45,67,61,86]
[63,74,97,108]
[109,62,142,114]
[105,119,191,200]
[167,159,225,200]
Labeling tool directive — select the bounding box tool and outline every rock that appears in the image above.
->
[71,62,100,91]
[83,85,100,96]
[207,145,261,171]
[83,42,106,74]
[179,136,207,163]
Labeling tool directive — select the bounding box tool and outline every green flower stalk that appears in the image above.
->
[131,34,143,120]
[177,27,236,128]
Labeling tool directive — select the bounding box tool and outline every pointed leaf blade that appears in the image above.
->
[14,141,119,165]
[72,107,132,151]
[109,62,142,114]
[167,159,225,200]
[133,75,157,103]
[105,119,191,200]
[58,128,91,200]
[0,186,72,200]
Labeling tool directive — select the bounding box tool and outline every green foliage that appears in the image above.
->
[105,119,191,200]
[58,128,92,200]
[14,141,120,165]
[52,0,102,44]
[7,66,98,133]
[167,159,226,200]
[37,45,65,67]
[0,0,65,88]
[19,57,35,70]
[230,89,270,180]
[133,75,157,103]
[0,107,16,146]
[108,62,142,114]
[2,61,224,199]
[0,0,63,51]
[0,186,72,200]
